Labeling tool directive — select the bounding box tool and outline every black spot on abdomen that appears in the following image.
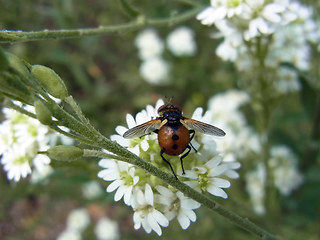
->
[172,144,178,149]
[172,134,179,141]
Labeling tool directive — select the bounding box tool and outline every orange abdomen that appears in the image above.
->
[158,124,190,155]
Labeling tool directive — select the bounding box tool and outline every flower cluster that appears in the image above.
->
[198,0,320,93]
[0,102,71,182]
[269,145,303,196]
[135,27,197,84]
[98,99,238,235]
[245,145,303,215]
[207,90,261,162]
[56,207,120,240]
[206,90,303,214]
[0,104,50,182]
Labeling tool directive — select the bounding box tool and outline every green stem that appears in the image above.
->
[254,37,277,219]
[0,6,203,44]
[49,125,98,146]
[64,96,100,138]
[83,149,280,240]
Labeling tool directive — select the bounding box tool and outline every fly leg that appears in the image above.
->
[189,130,197,152]
[179,145,191,175]
[160,148,178,180]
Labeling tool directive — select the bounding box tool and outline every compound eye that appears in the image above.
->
[157,104,168,114]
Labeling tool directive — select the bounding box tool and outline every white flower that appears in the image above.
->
[166,26,197,57]
[132,184,169,236]
[183,156,231,199]
[95,217,120,240]
[56,229,81,240]
[82,181,103,199]
[245,164,266,215]
[234,127,261,158]
[275,67,300,93]
[265,19,312,71]
[243,1,288,40]
[135,28,164,60]
[208,89,249,114]
[197,0,245,25]
[269,145,303,196]
[30,164,53,184]
[0,103,72,182]
[0,120,15,155]
[98,99,237,234]
[98,159,139,206]
[220,161,241,179]
[66,208,90,232]
[1,145,32,182]
[110,99,164,156]
[140,57,170,84]
[155,186,200,229]
[207,90,261,163]
[208,90,249,134]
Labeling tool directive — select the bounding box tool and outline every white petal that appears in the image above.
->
[140,139,149,151]
[98,159,117,168]
[97,169,118,181]
[126,114,136,128]
[206,156,222,168]
[183,170,198,179]
[136,112,146,125]
[144,184,154,205]
[132,176,139,185]
[213,178,231,188]
[207,185,228,199]
[133,212,142,229]
[224,170,239,179]
[114,185,127,201]
[191,107,203,120]
[177,213,190,230]
[152,210,169,227]
[183,209,197,222]
[124,187,133,205]
[107,179,121,192]
[155,186,175,198]
[180,198,201,210]
[264,3,285,13]
[155,99,165,110]
[110,134,130,146]
[147,214,162,236]
[146,105,155,118]
[136,189,146,205]
[118,161,129,171]
[197,7,213,21]
[141,219,152,234]
[115,126,128,135]
[209,165,227,177]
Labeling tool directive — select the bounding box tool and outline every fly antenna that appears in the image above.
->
[165,95,174,105]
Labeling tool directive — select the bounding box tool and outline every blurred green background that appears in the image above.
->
[0,0,319,239]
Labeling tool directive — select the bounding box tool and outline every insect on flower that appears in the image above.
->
[123,104,226,179]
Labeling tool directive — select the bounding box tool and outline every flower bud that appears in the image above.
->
[0,49,9,70]
[5,52,30,76]
[47,145,83,162]
[31,65,68,99]
[34,100,52,125]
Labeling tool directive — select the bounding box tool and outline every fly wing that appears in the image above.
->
[183,118,226,136]
[123,119,161,139]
